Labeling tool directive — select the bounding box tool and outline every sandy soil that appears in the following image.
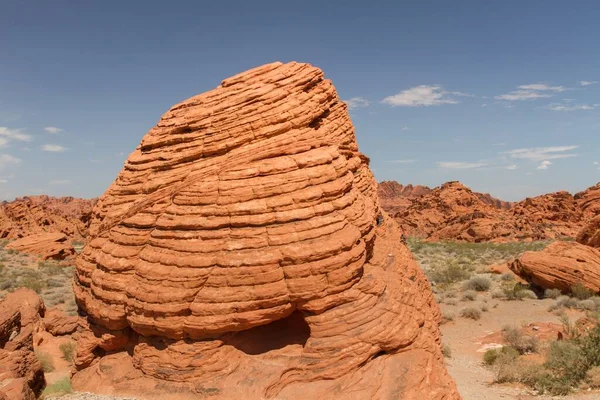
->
[441,296,600,399]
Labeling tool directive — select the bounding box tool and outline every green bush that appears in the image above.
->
[59,341,76,363]
[35,351,55,372]
[572,283,594,300]
[484,345,519,366]
[442,311,455,322]
[462,276,492,292]
[42,377,72,397]
[460,307,481,320]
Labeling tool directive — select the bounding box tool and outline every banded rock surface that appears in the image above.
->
[5,232,75,260]
[72,62,459,399]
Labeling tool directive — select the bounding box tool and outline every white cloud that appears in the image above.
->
[450,91,475,97]
[49,179,71,185]
[386,159,417,164]
[0,179,7,183]
[537,160,552,170]
[0,153,21,171]
[546,103,596,112]
[382,85,460,107]
[437,161,488,169]
[580,81,598,86]
[0,127,32,144]
[344,97,370,109]
[504,145,579,161]
[42,144,67,152]
[505,164,518,170]
[518,84,567,92]
[495,83,568,102]
[401,126,409,131]
[44,126,63,134]
[495,90,553,101]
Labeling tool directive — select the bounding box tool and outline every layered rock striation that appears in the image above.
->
[72,62,459,399]
[4,232,75,260]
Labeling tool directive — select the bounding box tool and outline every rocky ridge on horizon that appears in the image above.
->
[379,179,599,242]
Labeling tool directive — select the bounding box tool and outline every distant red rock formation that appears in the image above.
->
[4,232,75,260]
[380,180,599,242]
[0,195,96,242]
[377,181,432,215]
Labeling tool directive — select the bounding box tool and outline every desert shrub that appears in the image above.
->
[517,289,538,300]
[462,276,492,292]
[578,299,598,311]
[484,346,519,366]
[544,288,562,299]
[461,290,477,301]
[429,259,473,285]
[59,341,76,363]
[501,282,535,301]
[585,366,600,388]
[18,270,47,294]
[442,311,455,322]
[500,273,514,281]
[442,344,452,358]
[42,377,72,397]
[460,307,481,320]
[572,283,594,300]
[35,351,55,372]
[491,289,505,299]
[502,325,538,354]
[39,262,64,276]
[545,340,588,384]
[6,249,17,255]
[480,304,489,312]
[445,298,457,306]
[549,295,579,312]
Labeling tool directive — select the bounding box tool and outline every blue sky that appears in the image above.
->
[1,0,599,202]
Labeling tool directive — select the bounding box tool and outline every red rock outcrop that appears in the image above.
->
[575,183,600,219]
[392,181,590,242]
[0,195,95,241]
[577,216,600,249]
[510,241,600,293]
[510,191,584,238]
[43,308,78,336]
[377,181,431,215]
[4,232,75,260]
[0,289,46,400]
[72,62,459,399]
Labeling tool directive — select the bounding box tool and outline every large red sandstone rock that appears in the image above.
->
[43,308,79,336]
[575,183,600,219]
[72,62,459,399]
[4,232,75,260]
[510,241,600,293]
[577,216,600,249]
[0,289,46,400]
[0,195,95,241]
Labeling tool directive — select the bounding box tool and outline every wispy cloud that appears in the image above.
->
[49,179,71,185]
[495,83,568,102]
[546,103,597,112]
[344,97,370,110]
[537,160,552,170]
[44,126,63,134]
[0,153,21,171]
[386,159,417,164]
[504,145,579,161]
[495,90,553,101]
[518,84,568,92]
[382,85,460,107]
[42,144,67,152]
[0,179,7,183]
[0,127,32,146]
[505,164,518,170]
[437,161,488,169]
[580,81,598,86]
